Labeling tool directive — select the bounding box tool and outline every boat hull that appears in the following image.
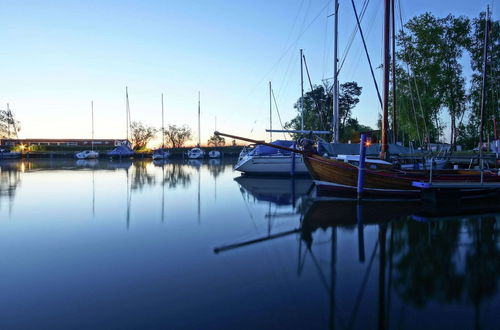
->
[304,154,500,198]
[234,155,309,175]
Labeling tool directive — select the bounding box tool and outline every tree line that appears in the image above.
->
[286,11,498,149]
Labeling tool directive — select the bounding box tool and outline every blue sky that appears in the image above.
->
[0,0,496,146]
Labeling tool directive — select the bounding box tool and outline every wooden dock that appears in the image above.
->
[412,181,500,203]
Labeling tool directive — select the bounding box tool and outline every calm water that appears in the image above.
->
[0,158,499,329]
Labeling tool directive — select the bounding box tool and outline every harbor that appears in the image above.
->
[0,0,499,329]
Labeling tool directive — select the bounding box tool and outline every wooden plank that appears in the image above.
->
[412,181,500,189]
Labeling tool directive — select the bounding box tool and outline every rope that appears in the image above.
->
[350,0,383,108]
[271,87,288,140]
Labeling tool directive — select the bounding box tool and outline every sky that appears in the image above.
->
[0,0,497,147]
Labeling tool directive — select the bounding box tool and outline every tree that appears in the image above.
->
[207,134,225,147]
[130,121,157,150]
[460,12,499,148]
[396,13,470,146]
[0,107,21,139]
[164,125,192,148]
[284,82,366,142]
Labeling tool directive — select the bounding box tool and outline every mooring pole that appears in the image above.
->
[357,133,367,199]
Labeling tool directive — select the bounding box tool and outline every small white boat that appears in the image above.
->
[0,149,21,159]
[152,148,170,160]
[153,94,170,160]
[76,150,99,159]
[234,140,308,175]
[76,101,99,160]
[208,150,221,158]
[188,147,204,159]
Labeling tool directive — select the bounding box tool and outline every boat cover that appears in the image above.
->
[251,140,295,156]
[107,145,134,156]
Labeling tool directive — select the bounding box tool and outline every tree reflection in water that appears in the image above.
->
[161,162,192,188]
[391,215,500,318]
[0,161,22,211]
[130,161,156,191]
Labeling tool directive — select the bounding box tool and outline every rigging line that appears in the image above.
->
[338,0,370,74]
[251,0,332,94]
[397,0,429,142]
[350,0,383,108]
[303,54,326,131]
[271,87,288,140]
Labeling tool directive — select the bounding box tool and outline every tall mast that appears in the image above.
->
[300,49,304,131]
[198,91,201,146]
[125,86,129,142]
[269,81,272,141]
[161,93,165,149]
[333,0,339,143]
[91,100,94,151]
[380,0,390,159]
[479,6,490,154]
[391,0,397,144]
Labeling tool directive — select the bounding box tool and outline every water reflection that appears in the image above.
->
[215,193,500,329]
[0,161,21,212]
[0,159,498,329]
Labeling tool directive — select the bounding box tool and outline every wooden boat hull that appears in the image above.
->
[304,154,500,198]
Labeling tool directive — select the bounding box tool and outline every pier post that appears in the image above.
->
[290,151,296,176]
[357,134,367,199]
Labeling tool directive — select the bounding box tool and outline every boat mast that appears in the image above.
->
[380,0,391,159]
[198,91,201,147]
[91,100,94,151]
[125,86,130,143]
[391,0,397,144]
[161,93,165,149]
[479,6,490,155]
[300,49,304,131]
[333,0,339,143]
[269,81,272,142]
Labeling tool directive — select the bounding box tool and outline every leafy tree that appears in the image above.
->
[130,121,157,150]
[164,124,192,148]
[207,134,225,147]
[458,12,499,149]
[285,82,367,142]
[0,108,21,139]
[396,13,470,146]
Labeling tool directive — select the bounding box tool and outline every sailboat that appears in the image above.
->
[234,55,329,175]
[208,116,222,158]
[216,2,500,199]
[76,101,99,159]
[108,87,134,158]
[152,93,170,160]
[188,92,205,159]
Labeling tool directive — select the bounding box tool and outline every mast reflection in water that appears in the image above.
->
[0,158,497,329]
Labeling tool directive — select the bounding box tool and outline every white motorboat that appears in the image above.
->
[152,148,170,160]
[76,150,99,159]
[208,150,221,158]
[188,147,204,159]
[234,140,308,175]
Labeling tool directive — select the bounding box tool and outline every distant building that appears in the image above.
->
[0,138,131,148]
